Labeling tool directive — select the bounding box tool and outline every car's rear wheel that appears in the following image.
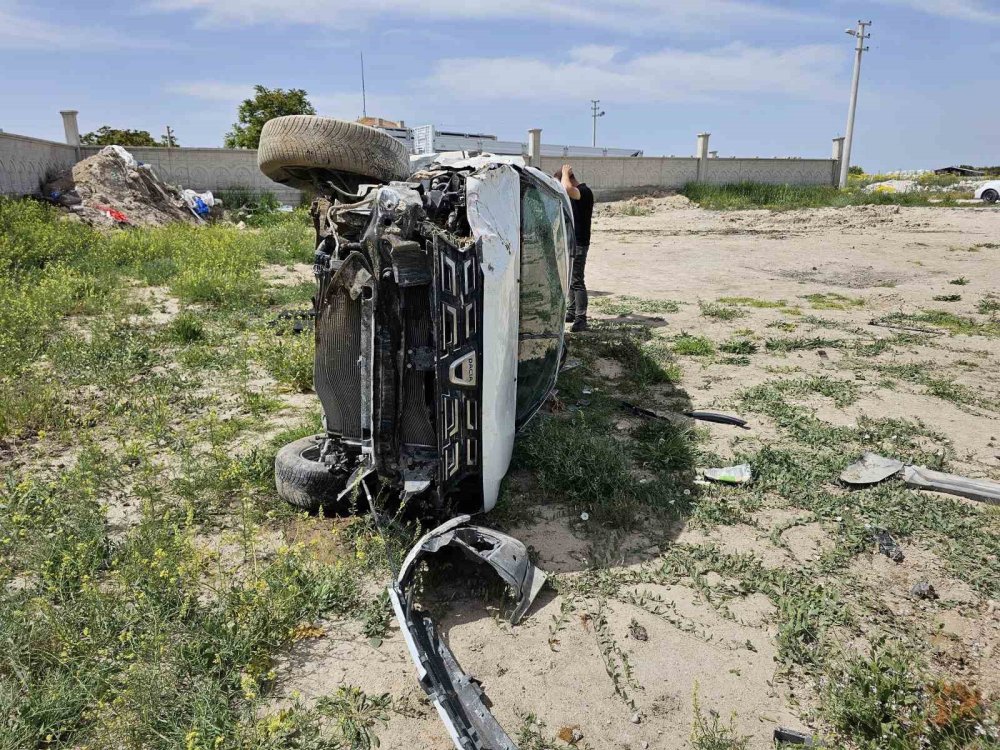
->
[982,189,999,204]
[258,115,411,191]
[274,435,348,512]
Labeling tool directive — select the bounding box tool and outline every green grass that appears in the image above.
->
[933,294,962,302]
[949,277,970,286]
[882,310,1000,337]
[801,292,864,310]
[681,182,964,210]
[717,296,788,309]
[719,338,758,355]
[699,302,745,320]
[591,295,681,316]
[673,333,715,356]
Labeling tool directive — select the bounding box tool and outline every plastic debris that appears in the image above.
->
[903,465,1000,505]
[873,528,904,563]
[840,453,904,486]
[702,464,752,484]
[774,727,824,746]
[911,582,938,600]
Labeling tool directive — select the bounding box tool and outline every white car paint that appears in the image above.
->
[975,181,1000,203]
[465,164,522,511]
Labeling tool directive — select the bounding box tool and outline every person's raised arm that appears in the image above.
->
[560,164,581,200]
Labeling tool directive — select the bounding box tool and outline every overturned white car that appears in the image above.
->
[258,116,569,749]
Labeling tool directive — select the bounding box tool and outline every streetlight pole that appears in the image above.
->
[839,20,871,188]
[591,99,605,148]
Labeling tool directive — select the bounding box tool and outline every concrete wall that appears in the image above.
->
[0,132,78,196]
[540,155,700,199]
[539,154,837,200]
[78,144,301,204]
[2,129,838,205]
[0,132,300,203]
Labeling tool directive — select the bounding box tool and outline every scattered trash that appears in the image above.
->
[683,410,749,429]
[580,512,590,522]
[561,357,583,372]
[911,582,939,600]
[180,188,216,219]
[43,144,212,228]
[629,619,649,642]
[903,465,1000,505]
[389,516,547,749]
[557,726,584,745]
[869,318,947,336]
[873,528,904,563]
[840,452,904,486]
[774,726,824,746]
[702,464,752,484]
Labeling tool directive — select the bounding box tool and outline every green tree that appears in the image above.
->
[80,126,162,147]
[224,85,315,149]
[847,165,864,176]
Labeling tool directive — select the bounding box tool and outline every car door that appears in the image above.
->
[515,178,570,426]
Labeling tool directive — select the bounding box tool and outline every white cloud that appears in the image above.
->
[0,0,173,50]
[167,81,419,122]
[145,0,820,34]
[428,43,843,104]
[166,82,256,101]
[874,0,1000,22]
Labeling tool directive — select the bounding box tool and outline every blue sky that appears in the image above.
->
[1,0,997,171]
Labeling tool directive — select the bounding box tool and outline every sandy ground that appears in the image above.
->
[268,199,1000,749]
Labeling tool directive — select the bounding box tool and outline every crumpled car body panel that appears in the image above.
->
[389,515,548,750]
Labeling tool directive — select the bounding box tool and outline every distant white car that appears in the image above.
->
[975,181,999,204]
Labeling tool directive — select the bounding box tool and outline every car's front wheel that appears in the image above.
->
[274,435,348,512]
[982,189,999,204]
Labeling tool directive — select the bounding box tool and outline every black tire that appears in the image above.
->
[983,189,999,204]
[274,435,346,512]
[258,116,410,189]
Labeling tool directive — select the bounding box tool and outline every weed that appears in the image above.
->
[824,640,925,750]
[690,691,750,750]
[977,294,1000,314]
[681,182,961,210]
[165,310,206,343]
[802,292,864,310]
[719,338,758,355]
[949,277,970,286]
[361,589,392,644]
[700,302,745,320]
[932,294,962,302]
[591,295,680,316]
[631,419,696,472]
[717,296,787,309]
[673,333,715,356]
[764,336,842,352]
[883,310,1000,337]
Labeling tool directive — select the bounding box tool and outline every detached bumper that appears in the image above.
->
[389,515,547,750]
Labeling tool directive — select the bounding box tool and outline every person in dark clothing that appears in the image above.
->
[555,164,594,332]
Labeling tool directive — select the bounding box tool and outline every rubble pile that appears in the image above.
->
[44,146,219,228]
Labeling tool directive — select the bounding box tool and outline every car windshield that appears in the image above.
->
[515,179,569,425]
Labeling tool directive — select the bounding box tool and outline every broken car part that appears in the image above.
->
[389,515,548,750]
[702,464,752,484]
[903,465,1000,505]
[873,528,904,563]
[683,410,749,429]
[840,452,904,486]
[773,727,825,746]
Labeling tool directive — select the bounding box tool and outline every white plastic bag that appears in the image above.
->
[98,145,138,168]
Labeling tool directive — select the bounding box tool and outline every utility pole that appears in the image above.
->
[590,99,605,148]
[165,125,175,148]
[839,20,871,188]
[360,51,368,119]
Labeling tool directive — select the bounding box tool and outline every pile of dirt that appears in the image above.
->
[45,146,211,228]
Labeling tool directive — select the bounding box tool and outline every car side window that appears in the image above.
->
[515,183,569,425]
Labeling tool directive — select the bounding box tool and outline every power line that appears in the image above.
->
[839,20,871,188]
